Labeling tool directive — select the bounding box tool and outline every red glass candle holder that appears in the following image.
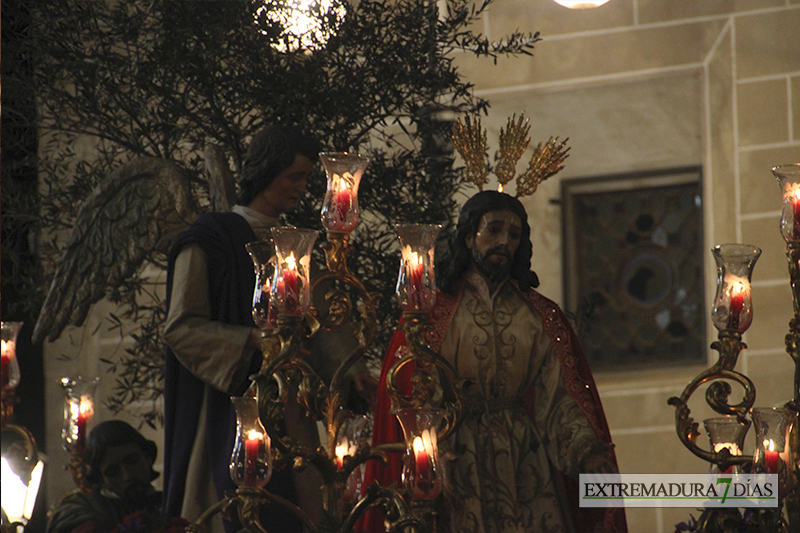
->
[710,244,760,332]
[60,376,100,454]
[269,227,318,316]
[246,239,278,329]
[395,224,441,314]
[230,395,272,489]
[320,152,369,234]
[751,406,795,500]
[773,163,800,243]
[395,407,444,501]
[703,416,749,474]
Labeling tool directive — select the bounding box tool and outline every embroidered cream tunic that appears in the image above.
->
[438,270,598,533]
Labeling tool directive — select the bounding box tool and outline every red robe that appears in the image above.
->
[361,281,627,532]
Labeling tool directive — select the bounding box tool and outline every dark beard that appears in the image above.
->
[472,247,512,283]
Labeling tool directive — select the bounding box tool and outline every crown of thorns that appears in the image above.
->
[452,113,570,197]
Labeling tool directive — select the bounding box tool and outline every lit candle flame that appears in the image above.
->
[401,246,422,268]
[1,340,14,358]
[285,252,297,271]
[731,281,747,297]
[248,429,262,441]
[334,172,356,193]
[336,442,349,461]
[413,435,425,454]
[79,396,94,417]
[784,182,800,200]
[764,439,775,452]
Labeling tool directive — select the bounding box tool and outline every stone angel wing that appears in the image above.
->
[32,151,234,344]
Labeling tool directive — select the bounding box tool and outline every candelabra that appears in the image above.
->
[669,163,800,533]
[1,321,44,533]
[186,152,465,533]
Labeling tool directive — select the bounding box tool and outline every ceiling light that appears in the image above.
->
[552,0,611,8]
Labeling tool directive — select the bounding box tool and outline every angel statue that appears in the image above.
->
[32,145,236,345]
[34,125,327,531]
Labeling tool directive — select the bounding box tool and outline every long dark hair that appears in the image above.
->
[438,190,539,294]
[236,124,320,206]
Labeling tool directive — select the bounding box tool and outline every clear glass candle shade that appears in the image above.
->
[772,163,800,243]
[269,227,318,316]
[230,396,272,489]
[710,244,761,332]
[395,407,444,501]
[395,224,442,314]
[1,321,23,390]
[245,239,277,329]
[60,376,100,454]
[703,417,749,474]
[751,406,795,499]
[319,152,369,233]
[334,413,369,503]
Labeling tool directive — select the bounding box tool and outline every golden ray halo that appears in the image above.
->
[452,112,570,197]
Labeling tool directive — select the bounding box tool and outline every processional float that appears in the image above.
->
[45,114,570,533]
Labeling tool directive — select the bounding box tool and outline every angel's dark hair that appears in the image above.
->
[438,190,539,294]
[83,420,158,486]
[236,125,320,206]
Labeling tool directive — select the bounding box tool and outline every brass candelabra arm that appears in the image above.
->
[667,395,752,469]
[385,313,467,442]
[677,331,755,418]
[786,242,800,320]
[338,482,421,533]
[786,317,800,363]
[324,311,376,453]
[704,368,756,419]
[783,241,800,531]
[308,265,379,344]
[258,329,282,371]
[259,316,306,376]
[409,499,438,533]
[249,367,321,469]
[667,330,755,468]
[709,330,748,373]
[371,442,406,456]
[310,231,381,452]
[321,231,354,276]
[265,355,330,423]
[786,317,800,405]
[186,487,319,533]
